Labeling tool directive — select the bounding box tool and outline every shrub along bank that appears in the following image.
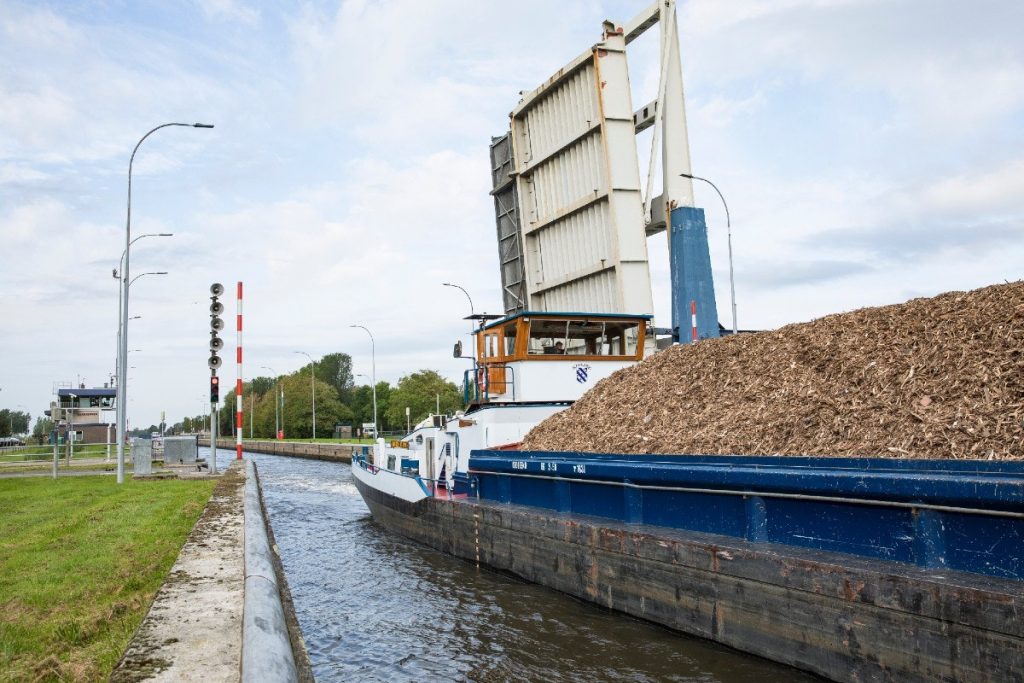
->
[0,476,215,681]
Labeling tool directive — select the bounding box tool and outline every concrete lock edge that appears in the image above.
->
[242,458,298,682]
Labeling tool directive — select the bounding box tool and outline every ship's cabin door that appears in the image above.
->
[425,437,435,483]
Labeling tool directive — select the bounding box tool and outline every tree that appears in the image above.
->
[278,372,353,439]
[348,385,375,429]
[32,417,54,445]
[249,375,276,397]
[0,409,30,437]
[373,381,393,431]
[218,379,279,436]
[385,370,461,428]
[348,380,394,432]
[315,353,354,402]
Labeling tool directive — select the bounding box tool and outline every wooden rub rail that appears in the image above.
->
[198,438,356,464]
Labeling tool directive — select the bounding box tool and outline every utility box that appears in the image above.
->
[132,438,152,476]
[164,436,198,464]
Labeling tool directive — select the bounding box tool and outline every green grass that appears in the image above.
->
[0,445,111,462]
[0,462,128,476]
[0,476,215,682]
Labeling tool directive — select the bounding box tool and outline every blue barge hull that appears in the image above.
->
[468,451,1024,580]
[356,449,1024,680]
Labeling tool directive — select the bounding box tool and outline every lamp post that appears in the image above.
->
[294,352,316,440]
[260,366,281,440]
[350,325,377,439]
[114,233,171,378]
[443,281,477,366]
[114,233,170,382]
[118,273,160,467]
[680,172,737,335]
[117,122,212,485]
[67,392,76,466]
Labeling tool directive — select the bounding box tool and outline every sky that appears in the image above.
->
[1,0,1022,429]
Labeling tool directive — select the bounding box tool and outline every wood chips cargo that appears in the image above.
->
[522,281,1024,460]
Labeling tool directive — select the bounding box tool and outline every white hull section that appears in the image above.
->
[356,402,570,504]
[351,457,430,504]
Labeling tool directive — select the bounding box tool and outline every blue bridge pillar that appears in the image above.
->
[670,206,720,343]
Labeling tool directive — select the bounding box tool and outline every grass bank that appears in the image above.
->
[0,475,216,681]
[0,445,111,462]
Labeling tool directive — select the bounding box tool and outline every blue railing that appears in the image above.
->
[468,450,1024,579]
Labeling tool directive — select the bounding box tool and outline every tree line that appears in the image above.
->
[0,409,31,438]
[168,352,464,439]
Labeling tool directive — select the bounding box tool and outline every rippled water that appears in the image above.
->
[248,452,819,682]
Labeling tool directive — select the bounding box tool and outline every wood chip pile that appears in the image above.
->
[523,282,1024,459]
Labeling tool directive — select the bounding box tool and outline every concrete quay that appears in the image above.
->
[200,438,356,463]
[111,459,311,682]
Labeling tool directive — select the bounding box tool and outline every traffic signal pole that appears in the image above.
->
[208,282,225,474]
[210,396,218,474]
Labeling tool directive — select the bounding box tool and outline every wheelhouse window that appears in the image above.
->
[526,318,641,358]
[484,332,499,359]
[503,323,517,356]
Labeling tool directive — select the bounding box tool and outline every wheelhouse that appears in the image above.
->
[468,312,651,405]
[476,312,649,363]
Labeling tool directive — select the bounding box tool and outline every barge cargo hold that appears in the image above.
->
[353,449,1024,683]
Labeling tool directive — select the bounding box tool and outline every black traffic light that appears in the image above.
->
[210,375,220,403]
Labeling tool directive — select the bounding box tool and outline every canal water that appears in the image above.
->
[247,452,819,682]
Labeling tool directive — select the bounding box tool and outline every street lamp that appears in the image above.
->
[443,282,477,366]
[350,325,377,438]
[67,392,77,466]
[113,233,171,386]
[293,352,316,440]
[680,172,737,335]
[117,122,212,485]
[260,365,282,440]
[129,271,167,287]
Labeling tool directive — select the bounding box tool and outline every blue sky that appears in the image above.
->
[1,0,1022,428]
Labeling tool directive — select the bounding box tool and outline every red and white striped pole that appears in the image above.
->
[690,300,698,342]
[235,281,243,460]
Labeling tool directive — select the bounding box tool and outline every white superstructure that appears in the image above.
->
[352,311,651,503]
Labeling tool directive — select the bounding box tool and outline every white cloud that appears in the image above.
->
[682,0,1024,136]
[0,163,49,184]
[198,0,260,27]
[693,89,768,127]
[921,159,1024,214]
